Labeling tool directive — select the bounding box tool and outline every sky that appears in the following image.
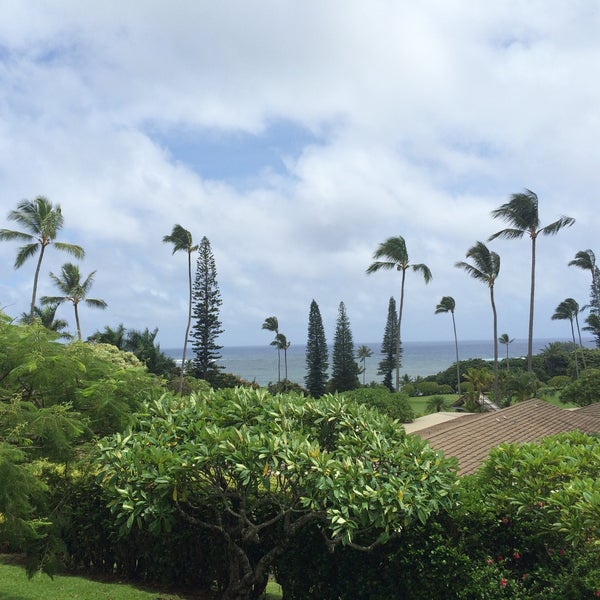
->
[1,1,599,349]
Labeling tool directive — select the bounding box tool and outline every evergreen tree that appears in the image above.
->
[191,237,223,380]
[329,301,359,392]
[305,300,328,397]
[378,297,400,391]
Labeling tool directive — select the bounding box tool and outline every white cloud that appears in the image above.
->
[1,1,598,350]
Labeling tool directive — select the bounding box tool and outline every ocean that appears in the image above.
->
[165,338,591,388]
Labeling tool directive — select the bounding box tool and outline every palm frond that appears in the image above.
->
[540,216,576,236]
[14,243,39,268]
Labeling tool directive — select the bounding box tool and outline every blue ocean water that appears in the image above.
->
[165,338,589,388]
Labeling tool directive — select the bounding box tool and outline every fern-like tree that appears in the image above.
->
[489,189,575,371]
[456,242,501,400]
[435,296,460,393]
[191,237,223,381]
[498,333,514,372]
[0,196,85,319]
[305,300,328,397]
[262,316,281,382]
[378,297,399,391]
[41,262,107,340]
[367,236,432,391]
[329,301,360,392]
[163,224,198,393]
[356,344,373,386]
[569,249,600,320]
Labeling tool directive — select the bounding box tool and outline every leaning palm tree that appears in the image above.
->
[498,333,514,372]
[0,196,85,319]
[552,298,586,375]
[456,242,501,400]
[356,344,373,386]
[489,189,575,371]
[367,236,432,391]
[568,249,600,313]
[435,296,461,393]
[41,262,107,340]
[262,316,281,382]
[163,224,198,394]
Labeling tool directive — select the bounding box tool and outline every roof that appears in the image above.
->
[411,399,600,476]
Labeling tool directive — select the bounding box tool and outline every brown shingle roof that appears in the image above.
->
[412,399,600,476]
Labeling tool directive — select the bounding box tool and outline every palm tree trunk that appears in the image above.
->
[277,348,281,383]
[283,347,288,381]
[451,313,460,394]
[575,315,587,370]
[490,286,499,401]
[179,251,193,394]
[30,244,46,319]
[570,320,580,378]
[74,303,82,341]
[527,236,536,371]
[396,269,406,392]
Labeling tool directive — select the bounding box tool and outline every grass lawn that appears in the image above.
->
[0,555,283,600]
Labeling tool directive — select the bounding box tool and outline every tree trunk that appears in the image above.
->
[527,235,536,371]
[396,269,406,392]
[451,312,460,394]
[179,250,193,394]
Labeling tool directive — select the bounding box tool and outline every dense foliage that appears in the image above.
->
[96,388,457,600]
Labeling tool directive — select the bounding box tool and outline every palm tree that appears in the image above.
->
[262,316,281,382]
[163,224,198,394]
[568,249,600,313]
[551,298,586,375]
[356,344,373,385]
[366,236,432,391]
[21,303,72,340]
[41,262,107,340]
[435,296,460,393]
[498,333,514,372]
[0,196,85,319]
[489,189,575,371]
[455,242,501,400]
[88,323,127,349]
[273,332,291,381]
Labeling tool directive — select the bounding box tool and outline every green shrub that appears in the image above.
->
[417,381,440,396]
[340,386,414,422]
[560,368,600,406]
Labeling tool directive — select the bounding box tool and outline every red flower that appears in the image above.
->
[595,591,600,597]
[486,558,494,565]
[500,578,508,588]
[513,551,520,560]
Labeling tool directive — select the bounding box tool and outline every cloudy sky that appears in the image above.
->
[1,1,599,350]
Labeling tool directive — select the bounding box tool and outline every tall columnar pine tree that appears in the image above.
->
[329,301,360,392]
[489,189,575,371]
[41,262,107,340]
[0,196,85,319]
[262,316,281,382]
[378,297,399,392]
[191,237,223,380]
[162,224,198,393]
[435,296,461,393]
[455,242,500,402]
[367,236,432,391]
[305,300,328,398]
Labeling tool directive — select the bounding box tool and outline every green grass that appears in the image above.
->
[0,555,283,600]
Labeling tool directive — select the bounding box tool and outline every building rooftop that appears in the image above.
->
[410,399,600,475]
